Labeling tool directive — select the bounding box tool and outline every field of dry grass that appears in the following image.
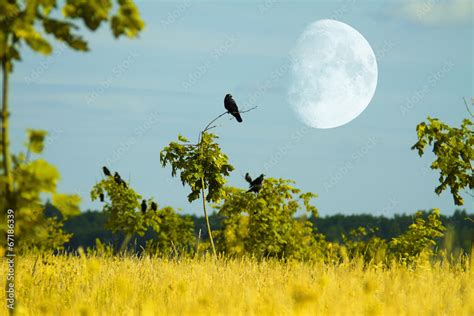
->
[1,254,473,316]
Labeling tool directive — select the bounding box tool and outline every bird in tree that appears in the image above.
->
[114,172,122,185]
[102,166,111,177]
[224,94,243,123]
[141,200,147,214]
[245,173,265,193]
[112,171,128,189]
[245,173,253,184]
[99,193,105,202]
[151,202,158,211]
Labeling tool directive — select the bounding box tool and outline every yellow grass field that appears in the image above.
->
[1,254,473,316]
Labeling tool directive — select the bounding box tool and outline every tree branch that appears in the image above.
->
[198,106,258,144]
[463,97,474,118]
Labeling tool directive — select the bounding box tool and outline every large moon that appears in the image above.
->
[288,19,378,129]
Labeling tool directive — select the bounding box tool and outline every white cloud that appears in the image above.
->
[396,0,473,25]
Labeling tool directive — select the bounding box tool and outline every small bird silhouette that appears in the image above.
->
[245,173,252,183]
[224,94,243,123]
[99,193,105,202]
[114,172,121,185]
[245,173,265,193]
[141,200,147,214]
[151,201,157,211]
[102,166,111,177]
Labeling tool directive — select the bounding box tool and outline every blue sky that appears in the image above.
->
[9,0,473,216]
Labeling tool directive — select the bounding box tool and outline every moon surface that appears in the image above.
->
[288,19,378,129]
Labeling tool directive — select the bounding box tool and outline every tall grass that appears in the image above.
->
[1,253,473,315]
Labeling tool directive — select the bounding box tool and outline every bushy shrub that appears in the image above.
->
[0,130,80,251]
[91,176,194,254]
[342,227,388,265]
[389,209,446,265]
[214,178,326,260]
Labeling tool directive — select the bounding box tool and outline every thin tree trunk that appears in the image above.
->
[471,233,473,270]
[2,36,14,316]
[201,177,216,257]
[197,131,217,257]
[195,108,256,257]
[119,233,133,254]
[1,54,13,207]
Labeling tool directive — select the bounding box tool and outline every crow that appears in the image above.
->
[224,94,243,123]
[245,173,265,193]
[121,180,128,189]
[99,193,105,202]
[151,201,157,211]
[114,172,121,185]
[245,173,252,183]
[141,200,147,214]
[102,166,111,177]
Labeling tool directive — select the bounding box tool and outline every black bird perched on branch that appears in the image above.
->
[224,94,243,123]
[141,200,147,214]
[111,170,128,189]
[245,173,265,193]
[114,172,122,185]
[102,166,111,177]
[99,193,105,202]
[151,201,157,211]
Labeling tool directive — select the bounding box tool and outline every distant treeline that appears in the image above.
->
[61,208,473,254]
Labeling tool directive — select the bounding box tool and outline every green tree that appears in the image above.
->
[160,103,255,257]
[412,116,473,205]
[0,129,80,251]
[160,132,234,256]
[0,0,144,218]
[214,178,324,260]
[144,206,195,256]
[389,209,446,265]
[91,174,194,254]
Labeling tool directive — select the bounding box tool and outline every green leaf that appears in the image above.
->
[26,129,48,154]
[178,134,188,142]
[42,17,89,51]
[52,193,81,218]
[412,117,473,206]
